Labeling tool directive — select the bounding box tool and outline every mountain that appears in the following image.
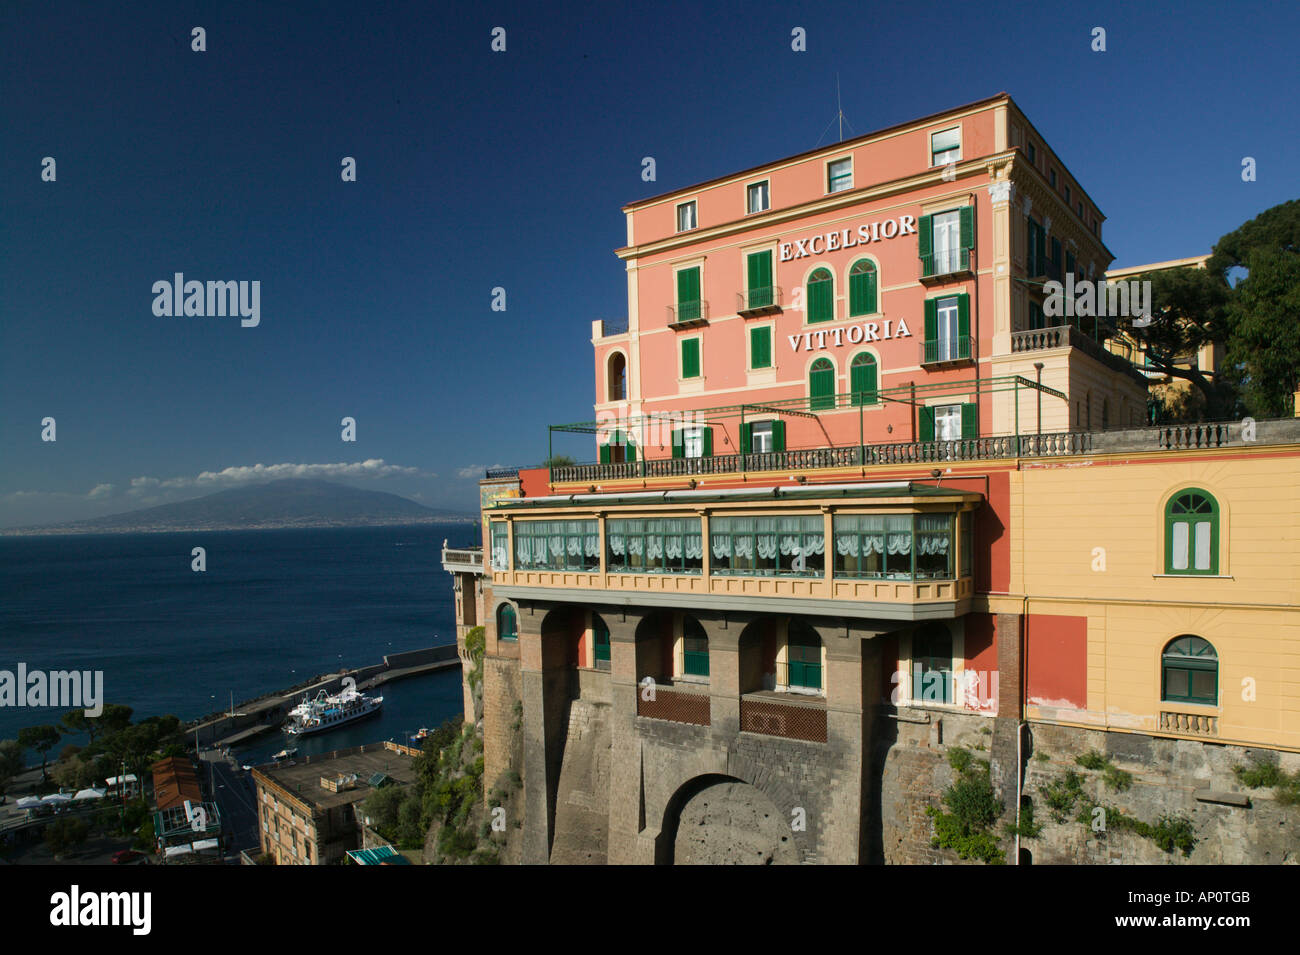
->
[1,479,476,535]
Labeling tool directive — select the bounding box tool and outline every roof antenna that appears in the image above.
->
[816,74,856,147]
[837,74,844,142]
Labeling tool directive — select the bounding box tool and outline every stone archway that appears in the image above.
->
[660,773,799,865]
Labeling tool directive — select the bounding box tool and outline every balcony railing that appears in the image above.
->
[1011,323,1144,384]
[920,248,972,279]
[920,335,972,365]
[550,432,1096,483]
[736,286,783,316]
[595,319,628,337]
[1159,710,1218,737]
[637,685,710,726]
[667,300,709,328]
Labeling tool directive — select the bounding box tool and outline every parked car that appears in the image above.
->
[112,849,143,864]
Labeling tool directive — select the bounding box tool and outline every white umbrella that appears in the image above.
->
[41,793,73,804]
[74,788,106,801]
[16,796,41,808]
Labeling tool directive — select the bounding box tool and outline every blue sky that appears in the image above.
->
[2,0,1296,526]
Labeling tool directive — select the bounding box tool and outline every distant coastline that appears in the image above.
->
[0,477,478,536]
[0,516,478,537]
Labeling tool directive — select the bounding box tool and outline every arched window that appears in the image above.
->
[682,617,709,677]
[809,358,835,411]
[497,603,517,642]
[591,613,611,668]
[912,624,953,704]
[785,621,823,691]
[1161,635,1217,705]
[849,352,878,406]
[807,268,834,323]
[849,260,878,316]
[607,352,626,401]
[1165,488,1219,575]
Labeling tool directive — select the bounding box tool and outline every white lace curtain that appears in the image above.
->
[915,514,951,556]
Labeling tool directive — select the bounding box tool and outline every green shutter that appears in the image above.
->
[1034,225,1046,276]
[671,429,683,459]
[676,267,700,320]
[849,262,877,316]
[961,403,977,438]
[702,427,713,457]
[808,270,832,323]
[959,206,974,254]
[599,443,610,464]
[809,358,835,410]
[770,420,785,452]
[957,294,970,358]
[681,338,700,378]
[747,251,772,308]
[739,421,752,454]
[924,298,938,354]
[918,214,933,276]
[626,439,636,463]
[851,355,877,405]
[750,326,771,369]
[919,406,935,442]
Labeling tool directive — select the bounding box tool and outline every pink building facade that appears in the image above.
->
[587,93,1146,469]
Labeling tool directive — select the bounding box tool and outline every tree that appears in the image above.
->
[1115,266,1234,420]
[45,817,90,857]
[0,739,25,794]
[89,703,133,741]
[60,708,92,743]
[542,454,576,468]
[1211,200,1300,417]
[17,725,61,783]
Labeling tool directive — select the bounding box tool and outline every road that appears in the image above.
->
[200,750,260,859]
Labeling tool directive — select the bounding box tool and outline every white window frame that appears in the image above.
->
[750,420,776,454]
[932,210,962,276]
[935,403,962,442]
[930,127,961,167]
[827,156,853,194]
[676,200,697,232]
[746,180,770,214]
[936,296,961,360]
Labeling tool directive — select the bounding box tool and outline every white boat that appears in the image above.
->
[283,687,383,736]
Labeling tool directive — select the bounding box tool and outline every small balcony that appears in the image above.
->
[1011,323,1145,385]
[440,545,484,575]
[920,335,973,367]
[593,319,628,338]
[667,300,709,329]
[919,248,973,284]
[736,286,783,317]
[636,683,710,726]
